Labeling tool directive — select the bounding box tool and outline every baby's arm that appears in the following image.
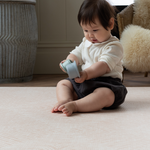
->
[75,61,110,83]
[66,54,79,66]
[85,61,110,79]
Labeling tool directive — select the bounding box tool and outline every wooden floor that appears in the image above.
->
[0,70,150,87]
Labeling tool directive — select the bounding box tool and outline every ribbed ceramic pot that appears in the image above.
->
[0,0,38,83]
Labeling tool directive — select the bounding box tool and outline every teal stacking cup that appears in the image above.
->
[60,60,80,79]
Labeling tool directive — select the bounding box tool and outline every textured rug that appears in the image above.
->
[0,87,150,150]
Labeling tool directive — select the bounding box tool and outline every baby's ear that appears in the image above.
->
[109,17,114,30]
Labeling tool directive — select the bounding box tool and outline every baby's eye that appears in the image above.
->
[84,30,88,32]
[93,30,98,32]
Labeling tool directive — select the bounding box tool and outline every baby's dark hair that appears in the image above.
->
[78,0,116,31]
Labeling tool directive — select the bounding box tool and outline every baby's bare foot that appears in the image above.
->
[58,101,77,116]
[51,100,71,113]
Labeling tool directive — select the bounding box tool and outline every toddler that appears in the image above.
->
[52,0,127,116]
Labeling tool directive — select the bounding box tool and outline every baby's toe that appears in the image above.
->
[58,105,65,111]
[63,109,69,114]
[65,111,72,116]
[51,108,55,113]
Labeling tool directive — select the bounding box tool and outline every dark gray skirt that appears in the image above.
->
[67,76,127,109]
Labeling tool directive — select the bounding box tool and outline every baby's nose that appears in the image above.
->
[89,33,94,38]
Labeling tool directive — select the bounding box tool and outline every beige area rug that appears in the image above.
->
[0,87,150,150]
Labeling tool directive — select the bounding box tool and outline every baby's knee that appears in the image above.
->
[95,88,115,102]
[103,88,115,106]
[57,79,72,88]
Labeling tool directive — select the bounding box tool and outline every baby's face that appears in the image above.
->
[81,18,113,43]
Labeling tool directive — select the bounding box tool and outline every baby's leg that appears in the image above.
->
[58,87,115,116]
[51,79,78,113]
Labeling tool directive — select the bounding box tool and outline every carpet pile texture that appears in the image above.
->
[0,87,150,150]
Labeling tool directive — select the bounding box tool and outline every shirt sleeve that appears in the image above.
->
[70,38,85,65]
[99,42,123,71]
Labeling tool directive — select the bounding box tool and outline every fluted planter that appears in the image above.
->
[0,0,38,83]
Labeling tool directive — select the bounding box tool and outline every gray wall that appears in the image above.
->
[34,0,84,74]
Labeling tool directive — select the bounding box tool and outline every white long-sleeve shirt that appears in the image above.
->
[70,36,123,80]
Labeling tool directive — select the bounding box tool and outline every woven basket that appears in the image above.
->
[0,0,38,83]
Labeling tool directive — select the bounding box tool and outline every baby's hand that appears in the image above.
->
[59,60,67,73]
[75,71,88,83]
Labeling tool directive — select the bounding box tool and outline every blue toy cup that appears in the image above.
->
[66,61,80,79]
[60,59,72,72]
[60,60,80,79]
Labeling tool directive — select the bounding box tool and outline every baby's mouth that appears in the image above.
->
[92,39,98,43]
